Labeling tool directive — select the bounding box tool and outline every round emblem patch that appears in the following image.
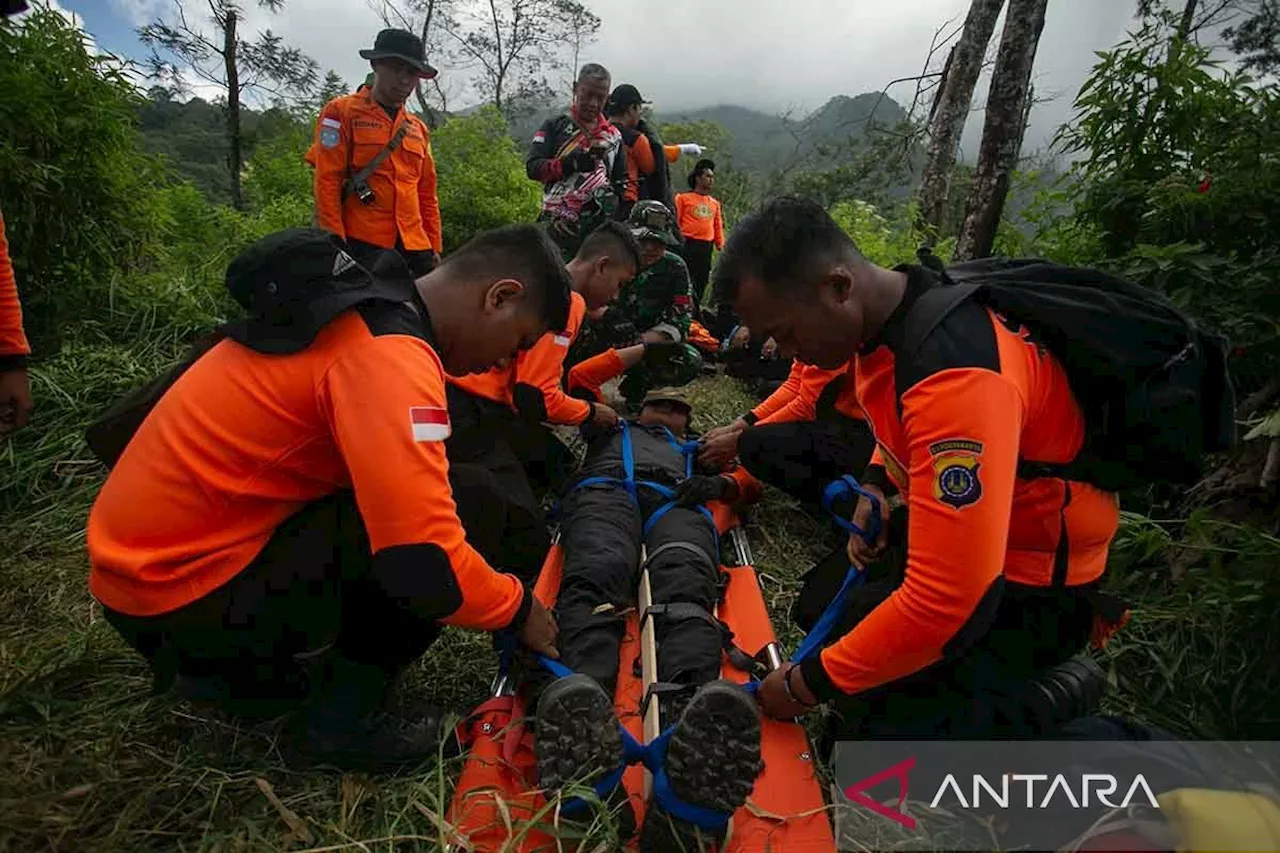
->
[320,126,340,148]
[931,446,984,510]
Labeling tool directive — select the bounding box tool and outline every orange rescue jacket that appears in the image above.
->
[0,209,30,363]
[674,192,724,249]
[801,267,1119,701]
[307,89,442,253]
[746,359,863,426]
[87,305,525,630]
[449,292,591,425]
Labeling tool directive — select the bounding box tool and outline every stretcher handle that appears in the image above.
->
[820,474,883,545]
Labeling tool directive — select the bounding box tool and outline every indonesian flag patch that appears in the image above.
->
[409,406,451,442]
[553,334,571,346]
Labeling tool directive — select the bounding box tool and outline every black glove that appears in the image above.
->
[560,149,598,176]
[674,475,731,508]
[643,339,684,367]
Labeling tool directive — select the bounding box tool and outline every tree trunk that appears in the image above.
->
[414,0,440,128]
[224,9,244,211]
[916,0,1006,241]
[1178,0,1200,39]
[953,0,1048,261]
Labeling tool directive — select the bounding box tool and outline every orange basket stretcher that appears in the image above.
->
[444,501,836,852]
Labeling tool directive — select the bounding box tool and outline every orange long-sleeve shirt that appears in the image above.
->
[674,192,724,249]
[0,209,31,363]
[306,89,443,253]
[747,359,862,426]
[88,303,526,630]
[800,268,1119,701]
[621,133,656,204]
[448,292,591,425]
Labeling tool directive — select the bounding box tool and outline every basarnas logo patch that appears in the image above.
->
[930,438,983,509]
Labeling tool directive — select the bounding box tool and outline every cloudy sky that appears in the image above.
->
[60,0,1143,155]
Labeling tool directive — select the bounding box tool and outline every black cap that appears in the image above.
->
[224,229,416,355]
[0,0,29,18]
[359,28,438,79]
[607,84,648,113]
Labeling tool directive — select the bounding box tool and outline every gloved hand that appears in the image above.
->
[643,338,684,367]
[560,149,598,176]
[677,143,704,157]
[674,474,733,508]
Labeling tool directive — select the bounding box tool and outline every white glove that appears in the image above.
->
[677,143,704,157]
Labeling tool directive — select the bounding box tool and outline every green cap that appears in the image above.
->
[641,386,693,412]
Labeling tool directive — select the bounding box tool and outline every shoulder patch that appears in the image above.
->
[930,438,984,509]
[321,116,341,129]
[553,334,572,346]
[320,126,340,148]
[410,406,451,442]
[532,130,547,144]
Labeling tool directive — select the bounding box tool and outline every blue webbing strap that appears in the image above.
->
[741,475,884,696]
[532,653,727,828]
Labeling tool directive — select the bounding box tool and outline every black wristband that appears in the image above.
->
[862,463,890,492]
[0,353,29,371]
[742,411,759,426]
[785,663,818,707]
[584,400,597,424]
[799,653,844,704]
[505,583,535,634]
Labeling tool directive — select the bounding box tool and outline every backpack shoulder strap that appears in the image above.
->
[342,121,411,200]
[901,280,983,359]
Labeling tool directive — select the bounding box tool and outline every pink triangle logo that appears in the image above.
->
[843,756,918,830]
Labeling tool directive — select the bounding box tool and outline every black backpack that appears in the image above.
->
[907,251,1236,492]
[85,230,416,468]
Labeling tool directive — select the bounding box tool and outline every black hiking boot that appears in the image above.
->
[639,679,763,853]
[534,674,636,837]
[285,656,456,773]
[171,668,310,722]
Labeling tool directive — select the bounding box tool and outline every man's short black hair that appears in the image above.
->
[712,196,864,306]
[687,158,715,190]
[577,62,610,84]
[576,221,642,273]
[442,225,572,330]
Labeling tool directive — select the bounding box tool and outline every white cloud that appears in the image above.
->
[108,0,169,27]
[102,0,1140,148]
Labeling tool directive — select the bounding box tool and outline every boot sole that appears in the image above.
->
[639,679,764,852]
[534,674,625,795]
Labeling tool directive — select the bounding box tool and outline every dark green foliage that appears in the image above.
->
[1051,12,1280,394]
[0,4,167,352]
[432,106,541,251]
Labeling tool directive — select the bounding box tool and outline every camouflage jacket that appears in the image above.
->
[617,250,694,342]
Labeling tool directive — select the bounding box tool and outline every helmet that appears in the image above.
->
[628,200,681,248]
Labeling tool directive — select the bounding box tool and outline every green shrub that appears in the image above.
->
[0,3,167,351]
[432,106,542,252]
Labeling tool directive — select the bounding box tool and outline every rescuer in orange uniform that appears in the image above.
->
[698,356,875,514]
[0,206,32,437]
[87,225,569,771]
[445,222,642,577]
[715,198,1120,741]
[308,29,442,277]
[673,159,723,310]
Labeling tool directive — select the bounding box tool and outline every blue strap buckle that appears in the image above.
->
[820,474,883,545]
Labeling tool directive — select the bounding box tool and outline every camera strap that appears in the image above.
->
[341,120,411,202]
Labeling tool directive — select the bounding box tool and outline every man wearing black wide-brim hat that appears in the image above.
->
[307,29,444,278]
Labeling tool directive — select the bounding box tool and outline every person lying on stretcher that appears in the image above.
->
[529,387,765,851]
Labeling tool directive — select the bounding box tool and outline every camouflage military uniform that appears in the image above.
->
[567,201,704,406]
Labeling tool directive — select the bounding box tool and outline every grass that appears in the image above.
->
[2,359,1278,852]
